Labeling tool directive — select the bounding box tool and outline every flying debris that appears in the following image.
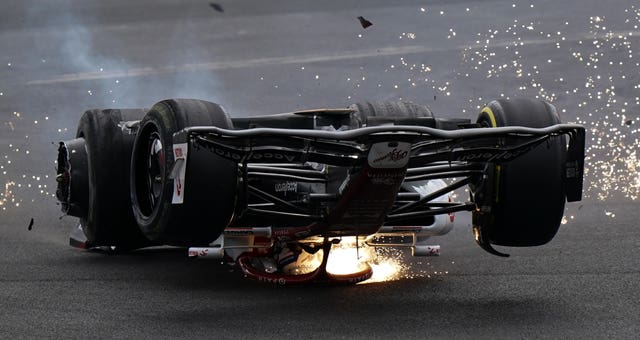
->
[357,16,373,29]
[208,3,224,12]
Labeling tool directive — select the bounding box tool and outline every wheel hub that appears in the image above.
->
[147,133,164,209]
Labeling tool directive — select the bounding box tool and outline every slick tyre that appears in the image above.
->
[130,99,237,246]
[473,98,566,247]
[76,108,150,249]
[351,101,434,126]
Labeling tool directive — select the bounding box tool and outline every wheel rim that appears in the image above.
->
[146,132,164,212]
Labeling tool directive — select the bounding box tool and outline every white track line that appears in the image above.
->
[26,30,638,85]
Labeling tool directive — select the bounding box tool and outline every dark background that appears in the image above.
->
[1,0,639,338]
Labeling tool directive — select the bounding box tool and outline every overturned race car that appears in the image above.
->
[55,98,585,285]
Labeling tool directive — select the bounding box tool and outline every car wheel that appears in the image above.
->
[130,99,238,246]
[472,98,566,249]
[351,101,434,126]
[66,108,150,249]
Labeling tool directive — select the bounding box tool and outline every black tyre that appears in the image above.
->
[130,99,238,246]
[350,101,434,126]
[74,108,150,249]
[473,98,566,247]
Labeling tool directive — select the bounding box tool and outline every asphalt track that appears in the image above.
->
[1,0,639,338]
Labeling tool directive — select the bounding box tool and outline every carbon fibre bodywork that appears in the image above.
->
[171,116,584,238]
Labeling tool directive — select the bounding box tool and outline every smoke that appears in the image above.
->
[0,1,225,217]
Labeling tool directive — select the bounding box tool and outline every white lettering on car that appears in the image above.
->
[274,182,298,194]
[210,146,296,163]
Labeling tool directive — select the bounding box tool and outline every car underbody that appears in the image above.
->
[56,98,585,285]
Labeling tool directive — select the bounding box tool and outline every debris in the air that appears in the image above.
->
[209,3,224,12]
[357,16,373,29]
[27,218,34,231]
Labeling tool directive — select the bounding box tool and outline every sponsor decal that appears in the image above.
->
[373,148,408,163]
[457,152,494,161]
[273,229,289,236]
[225,228,253,236]
[171,143,188,204]
[275,182,297,194]
[248,152,296,162]
[367,170,405,186]
[258,276,287,285]
[188,248,208,257]
[210,147,243,160]
[209,145,297,163]
[367,142,411,168]
[456,146,532,162]
[272,227,311,241]
[426,247,440,256]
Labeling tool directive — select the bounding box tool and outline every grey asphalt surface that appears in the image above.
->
[1,0,639,338]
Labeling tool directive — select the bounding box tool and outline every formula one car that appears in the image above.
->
[56,98,584,285]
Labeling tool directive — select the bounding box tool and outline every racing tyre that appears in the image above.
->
[70,108,150,249]
[351,101,434,126]
[130,99,238,246]
[473,98,566,248]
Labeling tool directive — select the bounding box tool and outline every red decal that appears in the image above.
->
[176,178,182,196]
[373,148,408,164]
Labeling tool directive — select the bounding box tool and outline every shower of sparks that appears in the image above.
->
[1,1,638,286]
[329,3,640,224]
[296,237,449,284]
[386,3,640,207]
[1,108,58,214]
[1,181,16,209]
[459,7,640,202]
[300,237,404,282]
